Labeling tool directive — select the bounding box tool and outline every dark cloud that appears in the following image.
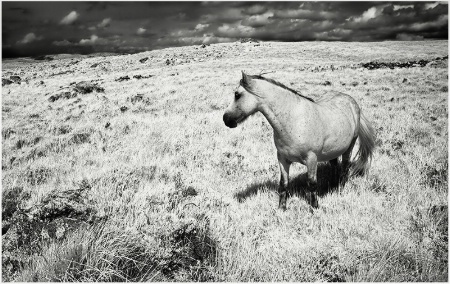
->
[2,1,448,58]
[8,7,31,15]
[242,4,269,15]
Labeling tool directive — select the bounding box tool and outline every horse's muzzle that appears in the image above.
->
[223,113,237,128]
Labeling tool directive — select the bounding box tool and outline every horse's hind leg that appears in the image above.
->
[341,137,357,185]
[330,158,339,189]
[305,154,319,208]
[277,154,291,210]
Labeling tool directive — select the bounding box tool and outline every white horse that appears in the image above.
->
[224,72,375,210]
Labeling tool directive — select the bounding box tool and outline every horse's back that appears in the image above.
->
[316,91,360,122]
[316,91,359,110]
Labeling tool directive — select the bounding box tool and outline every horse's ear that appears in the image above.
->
[241,71,249,84]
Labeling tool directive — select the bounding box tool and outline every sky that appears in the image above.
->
[2,1,448,58]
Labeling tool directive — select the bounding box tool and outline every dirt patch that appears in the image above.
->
[2,180,98,281]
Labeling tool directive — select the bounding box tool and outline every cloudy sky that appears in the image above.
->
[2,1,448,58]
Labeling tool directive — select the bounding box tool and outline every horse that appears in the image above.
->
[223,71,375,210]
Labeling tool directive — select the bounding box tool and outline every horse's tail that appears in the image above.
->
[352,112,375,175]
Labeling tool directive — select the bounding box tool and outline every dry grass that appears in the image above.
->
[2,40,448,281]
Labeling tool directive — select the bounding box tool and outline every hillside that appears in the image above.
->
[2,40,448,281]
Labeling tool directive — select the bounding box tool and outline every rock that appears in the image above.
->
[351,81,359,87]
[2,78,13,86]
[362,58,440,70]
[389,97,395,102]
[392,140,404,150]
[239,38,258,43]
[105,122,111,129]
[323,81,332,86]
[120,106,128,112]
[48,95,59,102]
[182,186,198,197]
[402,78,408,83]
[130,94,144,104]
[34,55,54,61]
[91,63,99,68]
[74,81,104,93]
[133,74,153,80]
[139,57,149,63]
[430,116,437,121]
[10,76,21,84]
[115,76,130,82]
[427,60,447,68]
[48,91,77,102]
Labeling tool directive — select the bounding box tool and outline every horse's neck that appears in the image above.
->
[259,90,311,136]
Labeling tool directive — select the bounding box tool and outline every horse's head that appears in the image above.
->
[223,71,261,128]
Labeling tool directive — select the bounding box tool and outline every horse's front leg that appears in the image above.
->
[306,154,319,208]
[277,154,291,210]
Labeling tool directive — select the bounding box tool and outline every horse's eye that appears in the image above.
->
[235,92,241,100]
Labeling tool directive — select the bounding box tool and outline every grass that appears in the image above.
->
[2,40,448,281]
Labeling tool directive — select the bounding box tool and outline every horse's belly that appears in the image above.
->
[317,148,348,161]
[318,133,354,161]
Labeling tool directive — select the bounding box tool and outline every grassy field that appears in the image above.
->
[2,40,448,281]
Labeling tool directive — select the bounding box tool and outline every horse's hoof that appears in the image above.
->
[279,204,287,211]
[306,192,319,209]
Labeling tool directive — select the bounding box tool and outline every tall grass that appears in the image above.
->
[2,40,448,281]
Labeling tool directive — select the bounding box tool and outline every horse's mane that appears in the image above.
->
[241,74,314,102]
